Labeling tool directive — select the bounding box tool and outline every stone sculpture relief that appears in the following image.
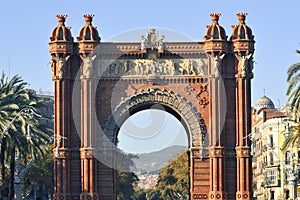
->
[211,54,225,77]
[235,54,253,77]
[98,58,208,77]
[140,28,165,50]
[50,55,71,78]
[81,55,97,77]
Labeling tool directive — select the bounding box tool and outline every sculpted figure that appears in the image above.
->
[197,58,208,75]
[117,61,124,75]
[123,60,129,74]
[157,35,165,50]
[187,59,195,75]
[235,54,252,76]
[81,55,96,77]
[180,59,195,75]
[140,35,148,50]
[50,58,55,76]
[165,60,175,75]
[57,55,70,77]
[212,54,225,77]
[136,62,144,75]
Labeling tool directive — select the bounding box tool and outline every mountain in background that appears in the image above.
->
[132,145,187,173]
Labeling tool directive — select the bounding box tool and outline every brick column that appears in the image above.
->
[208,57,228,200]
[80,55,100,199]
[235,54,253,200]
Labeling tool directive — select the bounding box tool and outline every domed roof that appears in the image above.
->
[254,95,275,112]
[204,13,227,40]
[50,15,73,42]
[231,13,254,40]
[77,14,100,42]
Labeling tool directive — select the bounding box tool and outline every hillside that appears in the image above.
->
[132,145,187,173]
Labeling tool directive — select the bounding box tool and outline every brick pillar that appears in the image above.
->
[235,54,253,200]
[208,56,227,200]
[80,55,100,199]
[51,54,81,199]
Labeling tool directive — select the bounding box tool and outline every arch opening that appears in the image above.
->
[116,108,190,199]
[100,88,207,200]
[118,108,189,154]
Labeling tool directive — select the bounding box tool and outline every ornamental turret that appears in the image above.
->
[77,14,100,56]
[49,15,74,80]
[49,15,73,56]
[203,13,228,55]
[231,13,255,56]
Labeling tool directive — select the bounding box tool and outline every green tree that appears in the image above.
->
[156,151,189,200]
[281,123,300,152]
[116,150,139,200]
[284,50,300,151]
[287,49,300,110]
[131,189,146,200]
[145,189,161,200]
[0,72,52,199]
[23,145,54,198]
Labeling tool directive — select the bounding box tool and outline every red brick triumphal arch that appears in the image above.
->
[49,13,255,200]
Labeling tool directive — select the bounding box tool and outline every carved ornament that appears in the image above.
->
[98,58,208,77]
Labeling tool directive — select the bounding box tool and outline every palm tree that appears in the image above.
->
[283,50,300,154]
[281,123,300,152]
[287,49,300,111]
[0,72,27,199]
[0,72,52,199]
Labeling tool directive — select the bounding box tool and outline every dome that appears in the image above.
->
[254,96,275,112]
[77,14,100,42]
[204,13,227,40]
[50,15,73,42]
[231,13,254,40]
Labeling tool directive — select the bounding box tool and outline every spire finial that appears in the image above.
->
[236,13,248,24]
[210,13,221,24]
[56,14,68,25]
[83,14,95,25]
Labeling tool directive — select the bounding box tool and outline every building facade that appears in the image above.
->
[252,96,300,200]
[49,13,255,200]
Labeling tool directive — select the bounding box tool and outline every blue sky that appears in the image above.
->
[0,0,298,105]
[1,0,300,152]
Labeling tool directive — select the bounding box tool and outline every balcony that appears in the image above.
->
[263,161,280,168]
[254,187,264,196]
[264,168,280,188]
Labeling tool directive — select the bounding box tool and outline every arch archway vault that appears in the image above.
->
[50,14,255,200]
[104,88,206,148]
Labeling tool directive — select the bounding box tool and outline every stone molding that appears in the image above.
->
[103,88,207,148]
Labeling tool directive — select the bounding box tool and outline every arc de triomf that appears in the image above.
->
[49,12,255,200]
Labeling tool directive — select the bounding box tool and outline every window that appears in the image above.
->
[85,28,91,40]
[269,152,274,165]
[286,151,291,164]
[58,27,64,40]
[240,26,246,39]
[213,27,219,39]
[269,135,274,148]
[270,191,275,200]
[265,168,279,187]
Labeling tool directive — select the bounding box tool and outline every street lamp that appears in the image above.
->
[282,113,300,199]
[0,107,41,200]
[285,122,291,139]
[284,153,299,200]
[0,107,41,143]
[53,134,67,158]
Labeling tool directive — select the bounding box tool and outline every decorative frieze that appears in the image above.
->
[97,58,208,77]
